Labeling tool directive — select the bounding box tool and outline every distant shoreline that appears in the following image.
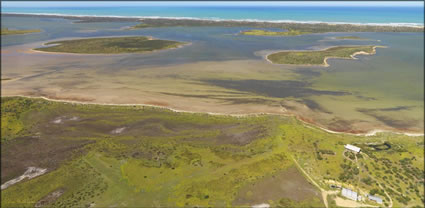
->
[2,95,423,137]
[2,12,424,28]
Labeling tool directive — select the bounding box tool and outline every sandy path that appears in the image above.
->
[290,155,331,208]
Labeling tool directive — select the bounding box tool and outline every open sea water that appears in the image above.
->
[1,4,424,26]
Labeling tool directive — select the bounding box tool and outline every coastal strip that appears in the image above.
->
[2,13,424,32]
[2,95,422,137]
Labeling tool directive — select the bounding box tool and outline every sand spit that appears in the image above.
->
[1,167,48,190]
[3,95,423,138]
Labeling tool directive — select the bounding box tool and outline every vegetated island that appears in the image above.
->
[33,36,187,54]
[240,29,311,36]
[267,45,383,66]
[1,28,41,35]
[335,36,370,40]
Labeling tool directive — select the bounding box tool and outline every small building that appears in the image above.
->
[341,188,359,201]
[344,144,361,153]
[368,195,383,204]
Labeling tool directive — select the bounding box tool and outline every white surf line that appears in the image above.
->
[3,95,423,137]
[1,167,48,190]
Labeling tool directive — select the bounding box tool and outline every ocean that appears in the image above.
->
[1,5,424,26]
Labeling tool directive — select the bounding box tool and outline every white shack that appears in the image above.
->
[344,144,361,153]
[368,195,383,204]
[341,188,359,201]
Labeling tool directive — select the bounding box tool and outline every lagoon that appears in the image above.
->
[1,14,423,134]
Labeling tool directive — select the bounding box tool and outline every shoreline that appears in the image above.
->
[2,12,424,28]
[264,45,386,67]
[2,95,423,137]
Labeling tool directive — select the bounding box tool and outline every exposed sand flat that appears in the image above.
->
[1,167,48,190]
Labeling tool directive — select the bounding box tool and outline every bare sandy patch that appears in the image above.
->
[111,127,127,134]
[334,196,377,208]
[1,167,47,190]
[252,203,270,208]
[35,188,65,207]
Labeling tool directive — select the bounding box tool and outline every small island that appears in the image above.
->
[1,28,41,35]
[128,23,151,30]
[33,36,187,54]
[335,36,370,40]
[240,29,311,36]
[267,45,382,66]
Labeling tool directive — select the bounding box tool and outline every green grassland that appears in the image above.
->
[267,45,377,65]
[334,36,370,40]
[1,28,41,35]
[33,36,187,54]
[240,29,311,36]
[1,97,423,207]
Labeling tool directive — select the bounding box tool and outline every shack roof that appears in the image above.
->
[342,188,358,201]
[368,195,383,204]
[344,144,361,153]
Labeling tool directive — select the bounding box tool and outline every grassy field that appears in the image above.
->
[267,45,378,65]
[1,97,423,207]
[33,36,187,54]
[1,28,41,35]
[240,29,311,36]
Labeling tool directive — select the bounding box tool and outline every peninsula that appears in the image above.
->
[1,28,41,35]
[240,29,310,36]
[335,36,370,40]
[267,45,381,66]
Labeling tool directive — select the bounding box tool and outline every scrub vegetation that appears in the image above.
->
[240,29,311,36]
[1,97,423,207]
[267,45,378,65]
[1,28,41,35]
[122,18,425,33]
[33,36,187,54]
